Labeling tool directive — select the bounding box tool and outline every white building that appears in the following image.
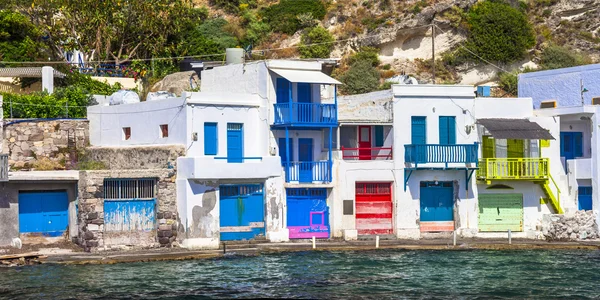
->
[392,85,566,239]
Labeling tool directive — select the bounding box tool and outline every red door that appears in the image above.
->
[358,126,371,160]
[355,182,393,235]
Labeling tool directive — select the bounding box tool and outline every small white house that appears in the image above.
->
[392,85,565,239]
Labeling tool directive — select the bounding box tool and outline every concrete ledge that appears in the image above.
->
[267,229,290,243]
[180,238,220,250]
[8,170,79,181]
[343,230,358,241]
[178,156,282,180]
[396,228,420,240]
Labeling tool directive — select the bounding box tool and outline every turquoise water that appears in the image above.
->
[1,249,600,299]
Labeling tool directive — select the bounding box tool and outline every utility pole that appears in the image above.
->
[431,23,436,84]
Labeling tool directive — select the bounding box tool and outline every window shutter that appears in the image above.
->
[448,117,456,144]
[374,126,384,147]
[411,116,426,144]
[482,136,495,158]
[276,78,290,103]
[278,138,294,163]
[298,83,312,103]
[439,117,448,144]
[204,123,218,155]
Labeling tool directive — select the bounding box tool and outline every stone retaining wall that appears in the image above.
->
[77,169,178,252]
[542,210,599,241]
[2,119,89,170]
[85,145,184,170]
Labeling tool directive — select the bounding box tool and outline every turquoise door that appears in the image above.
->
[298,138,313,183]
[19,191,69,237]
[227,123,243,163]
[420,182,453,222]
[220,184,265,241]
[411,116,426,144]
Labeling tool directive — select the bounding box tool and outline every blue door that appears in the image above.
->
[560,132,583,160]
[287,188,329,239]
[579,186,592,211]
[19,191,69,237]
[439,116,456,145]
[220,184,265,241]
[297,83,312,122]
[298,138,313,183]
[420,182,454,222]
[227,123,243,163]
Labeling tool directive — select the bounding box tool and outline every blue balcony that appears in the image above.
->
[273,103,337,127]
[404,144,479,168]
[283,161,332,183]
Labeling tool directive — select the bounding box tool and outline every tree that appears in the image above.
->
[339,60,380,95]
[465,0,535,63]
[539,45,590,70]
[0,10,47,62]
[261,0,326,35]
[348,46,380,67]
[299,26,334,59]
[15,0,199,65]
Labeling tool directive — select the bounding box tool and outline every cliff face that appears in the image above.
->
[200,0,599,84]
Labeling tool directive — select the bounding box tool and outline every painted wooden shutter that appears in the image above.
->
[278,138,294,163]
[276,78,290,103]
[297,83,312,103]
[374,126,384,147]
[204,122,218,155]
[482,136,495,158]
[574,132,583,157]
[507,139,524,158]
[411,116,426,144]
[439,116,456,145]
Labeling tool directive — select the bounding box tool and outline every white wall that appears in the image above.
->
[88,97,187,147]
[200,62,268,99]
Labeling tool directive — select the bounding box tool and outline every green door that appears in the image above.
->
[478,193,523,232]
[507,139,524,158]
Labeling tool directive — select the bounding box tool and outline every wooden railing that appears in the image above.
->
[273,103,337,125]
[283,161,331,183]
[404,144,479,166]
[341,147,393,160]
[0,154,8,181]
[478,158,549,180]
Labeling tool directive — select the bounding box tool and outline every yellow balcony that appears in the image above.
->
[478,158,549,181]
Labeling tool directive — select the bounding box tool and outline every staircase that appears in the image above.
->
[539,175,563,214]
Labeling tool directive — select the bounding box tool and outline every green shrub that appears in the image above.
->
[542,9,552,17]
[348,46,380,67]
[299,26,334,58]
[0,10,48,62]
[465,1,535,63]
[242,11,271,44]
[338,60,380,95]
[2,86,93,119]
[209,0,257,13]
[261,0,327,35]
[180,18,239,60]
[498,72,518,96]
[58,71,122,95]
[382,64,391,70]
[411,0,428,14]
[539,45,590,70]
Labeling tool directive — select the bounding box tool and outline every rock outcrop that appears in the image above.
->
[542,210,599,241]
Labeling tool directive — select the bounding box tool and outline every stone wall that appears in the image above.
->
[85,145,185,170]
[2,119,89,170]
[77,169,177,252]
[542,210,599,241]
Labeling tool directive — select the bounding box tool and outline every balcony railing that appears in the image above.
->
[404,144,479,167]
[283,161,331,183]
[478,158,549,180]
[341,147,393,160]
[273,103,337,126]
[0,154,8,181]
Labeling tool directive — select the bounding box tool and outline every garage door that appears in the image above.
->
[355,182,393,235]
[420,182,454,232]
[478,193,523,232]
[104,179,156,232]
[19,191,69,237]
[220,184,265,241]
[287,188,329,239]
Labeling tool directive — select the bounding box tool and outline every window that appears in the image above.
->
[104,178,156,200]
[438,116,456,145]
[323,128,338,149]
[159,124,168,138]
[204,123,218,155]
[122,127,131,140]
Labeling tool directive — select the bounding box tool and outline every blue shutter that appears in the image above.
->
[227,123,243,163]
[298,83,312,103]
[374,126,384,147]
[276,78,290,104]
[278,138,294,163]
[439,116,456,145]
[574,132,583,157]
[560,132,566,156]
[204,123,218,155]
[411,117,426,144]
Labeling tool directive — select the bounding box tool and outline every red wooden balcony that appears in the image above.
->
[341,147,393,160]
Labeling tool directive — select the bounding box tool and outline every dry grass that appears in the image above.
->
[32,157,64,171]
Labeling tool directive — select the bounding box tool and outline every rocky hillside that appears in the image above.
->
[197,0,599,87]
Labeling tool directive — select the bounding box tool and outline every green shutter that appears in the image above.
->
[478,193,523,232]
[482,136,495,158]
[374,126,384,147]
[507,139,524,158]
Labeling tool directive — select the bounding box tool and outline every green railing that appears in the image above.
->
[478,158,549,180]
